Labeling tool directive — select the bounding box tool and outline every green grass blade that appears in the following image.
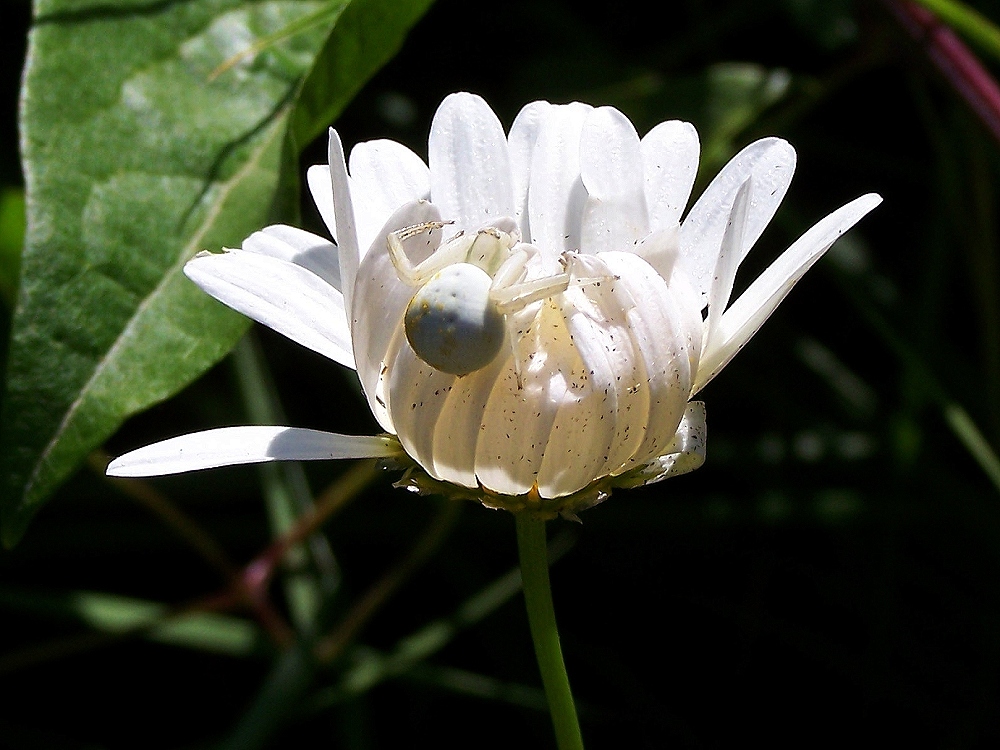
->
[0,588,263,656]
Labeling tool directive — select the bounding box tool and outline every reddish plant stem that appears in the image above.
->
[92,450,239,582]
[884,0,1000,144]
[232,461,378,645]
[98,453,377,648]
[96,449,295,646]
[314,500,460,663]
[239,460,378,593]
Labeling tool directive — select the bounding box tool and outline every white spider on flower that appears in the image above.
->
[108,92,880,517]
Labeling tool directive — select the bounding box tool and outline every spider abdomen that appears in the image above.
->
[404,263,505,376]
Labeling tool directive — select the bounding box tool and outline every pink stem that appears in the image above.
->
[885,0,1000,143]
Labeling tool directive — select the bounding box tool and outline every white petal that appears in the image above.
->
[428,92,514,232]
[526,101,592,252]
[642,120,700,232]
[678,138,796,301]
[651,401,708,479]
[572,254,651,476]
[308,166,367,254]
[431,351,510,490]
[703,177,751,352]
[388,338,558,497]
[508,100,552,241]
[695,193,882,392]
[632,226,680,281]
[474,251,571,495]
[532,253,646,497]
[329,129,362,315]
[475,356,563,496]
[306,164,337,242]
[349,139,430,254]
[106,427,401,477]
[384,346,460,482]
[351,200,444,433]
[184,251,355,370]
[598,252,698,469]
[242,224,341,289]
[580,106,649,254]
[616,401,707,487]
[662,401,707,455]
[669,265,707,382]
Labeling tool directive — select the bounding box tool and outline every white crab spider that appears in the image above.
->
[387,221,584,378]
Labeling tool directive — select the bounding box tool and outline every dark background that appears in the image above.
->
[3,0,1000,747]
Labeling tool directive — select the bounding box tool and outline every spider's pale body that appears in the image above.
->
[388,222,574,378]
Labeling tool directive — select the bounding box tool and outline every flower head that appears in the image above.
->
[108,93,880,516]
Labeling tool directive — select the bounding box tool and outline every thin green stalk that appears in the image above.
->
[515,513,584,750]
[910,0,1000,62]
[232,333,339,633]
[314,500,460,663]
[832,267,1000,497]
[304,531,576,710]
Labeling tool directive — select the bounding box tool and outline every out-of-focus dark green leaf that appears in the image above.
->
[592,63,791,171]
[0,187,24,307]
[697,63,792,166]
[290,0,437,148]
[0,587,264,655]
[781,0,859,51]
[1,0,432,547]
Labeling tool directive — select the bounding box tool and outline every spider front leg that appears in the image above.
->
[489,250,619,388]
[489,249,558,312]
[387,221,469,287]
[488,249,574,389]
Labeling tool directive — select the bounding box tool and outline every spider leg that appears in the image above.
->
[492,274,572,315]
[387,221,471,286]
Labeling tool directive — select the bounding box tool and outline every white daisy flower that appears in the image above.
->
[108,93,880,516]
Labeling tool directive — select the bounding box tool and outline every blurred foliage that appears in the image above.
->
[0,187,24,306]
[2,0,1000,748]
[910,0,1000,60]
[0,0,433,546]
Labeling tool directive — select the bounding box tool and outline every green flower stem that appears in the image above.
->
[515,512,584,750]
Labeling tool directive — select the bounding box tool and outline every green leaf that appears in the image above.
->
[781,0,858,51]
[403,662,548,711]
[698,63,791,166]
[0,187,25,307]
[0,587,264,656]
[2,0,332,547]
[2,0,433,546]
[289,0,437,149]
